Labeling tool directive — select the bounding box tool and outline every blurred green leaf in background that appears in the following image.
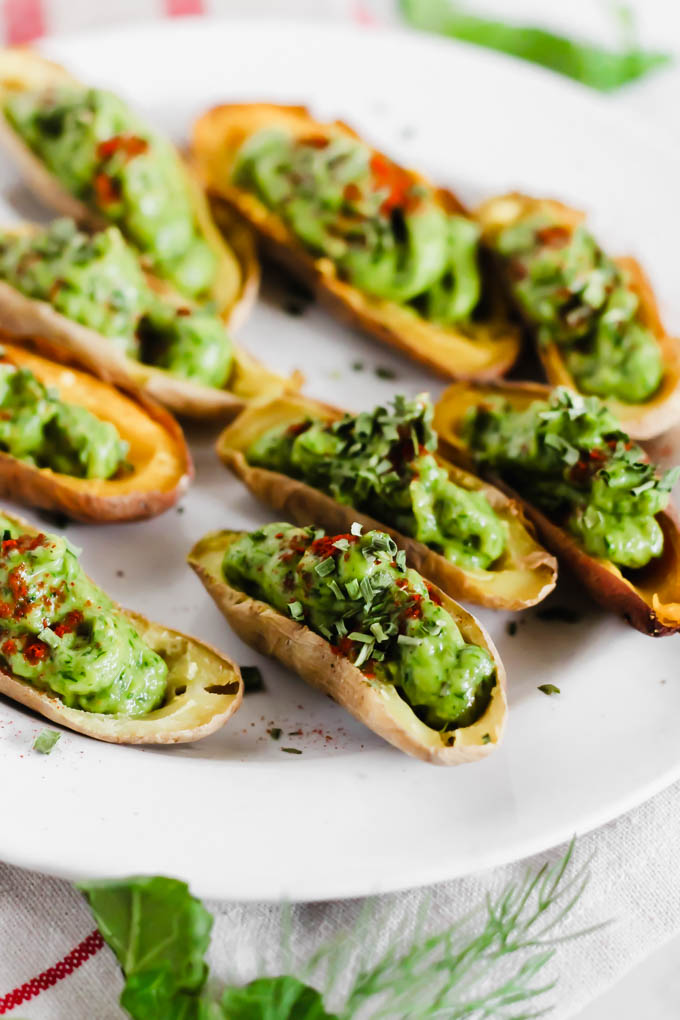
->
[401,0,673,91]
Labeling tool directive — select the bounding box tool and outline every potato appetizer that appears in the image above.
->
[217,392,557,610]
[477,193,680,440]
[0,341,192,522]
[434,380,680,636]
[192,103,521,380]
[0,218,299,419]
[189,522,506,764]
[0,511,242,743]
[0,46,258,326]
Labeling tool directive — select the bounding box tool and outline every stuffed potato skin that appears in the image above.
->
[192,102,521,381]
[188,527,507,765]
[434,379,680,636]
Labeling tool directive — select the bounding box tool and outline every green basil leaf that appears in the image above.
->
[78,876,213,997]
[220,977,336,1019]
[401,0,672,91]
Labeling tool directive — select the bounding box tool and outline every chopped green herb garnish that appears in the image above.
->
[267,727,282,740]
[240,665,265,694]
[288,601,304,620]
[352,361,364,371]
[33,729,61,754]
[506,621,518,637]
[538,684,561,696]
[281,746,302,754]
[375,365,397,380]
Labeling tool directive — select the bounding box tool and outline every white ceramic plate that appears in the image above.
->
[1,19,680,903]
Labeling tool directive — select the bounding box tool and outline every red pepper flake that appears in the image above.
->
[0,602,11,619]
[425,582,443,605]
[370,152,414,214]
[96,134,149,162]
[310,533,358,559]
[536,225,571,248]
[300,135,329,149]
[330,635,355,658]
[8,567,27,603]
[23,639,49,665]
[94,172,121,206]
[286,421,310,437]
[176,307,192,317]
[402,594,423,620]
[1,638,16,657]
[52,610,83,638]
[343,182,361,203]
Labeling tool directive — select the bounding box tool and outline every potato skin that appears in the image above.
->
[216,396,557,610]
[0,341,193,523]
[0,512,243,743]
[192,102,522,381]
[476,193,680,440]
[189,529,507,765]
[434,379,680,636]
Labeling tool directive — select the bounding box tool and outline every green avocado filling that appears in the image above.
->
[462,387,679,570]
[493,213,663,403]
[223,522,496,730]
[0,356,127,478]
[0,219,233,388]
[4,86,216,298]
[0,516,167,714]
[233,129,482,326]
[247,395,506,570]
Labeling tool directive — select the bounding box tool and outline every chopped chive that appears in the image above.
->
[397,634,423,646]
[538,684,561,696]
[33,730,61,754]
[315,557,336,577]
[268,727,282,740]
[288,601,304,620]
[281,747,302,754]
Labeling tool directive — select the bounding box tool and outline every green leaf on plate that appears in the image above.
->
[221,976,337,1019]
[400,0,672,91]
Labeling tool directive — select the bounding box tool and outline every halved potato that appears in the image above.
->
[476,193,680,440]
[0,46,259,329]
[188,529,506,765]
[217,394,557,610]
[0,341,192,522]
[192,102,522,381]
[0,511,243,743]
[434,380,680,636]
[0,221,299,419]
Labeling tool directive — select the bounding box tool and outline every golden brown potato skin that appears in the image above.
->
[434,380,680,637]
[0,342,193,522]
[189,529,507,765]
[476,193,680,440]
[192,102,522,381]
[216,395,557,610]
[0,512,243,743]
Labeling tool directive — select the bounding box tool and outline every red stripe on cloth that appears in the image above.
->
[2,0,46,43]
[0,929,104,1014]
[165,0,204,16]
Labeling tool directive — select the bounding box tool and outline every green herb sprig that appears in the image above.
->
[79,839,603,1019]
[401,0,672,92]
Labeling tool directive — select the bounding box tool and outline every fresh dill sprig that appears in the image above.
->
[80,840,605,1019]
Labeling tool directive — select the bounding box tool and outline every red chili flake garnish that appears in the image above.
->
[536,225,571,248]
[275,532,284,539]
[52,610,83,638]
[94,172,121,206]
[176,307,192,317]
[8,567,27,603]
[402,594,423,620]
[425,582,443,605]
[300,135,329,149]
[310,533,358,559]
[1,638,16,657]
[96,134,149,162]
[23,639,49,665]
[330,635,355,658]
[1,538,17,555]
[370,152,414,215]
[0,602,12,619]
[588,447,607,462]
[286,421,310,437]
[343,182,361,203]
[395,577,410,589]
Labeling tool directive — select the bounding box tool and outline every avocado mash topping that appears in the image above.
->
[4,86,216,297]
[0,515,167,714]
[233,130,481,325]
[224,522,496,729]
[462,387,680,569]
[0,356,127,478]
[0,220,233,388]
[493,213,663,403]
[247,396,506,570]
